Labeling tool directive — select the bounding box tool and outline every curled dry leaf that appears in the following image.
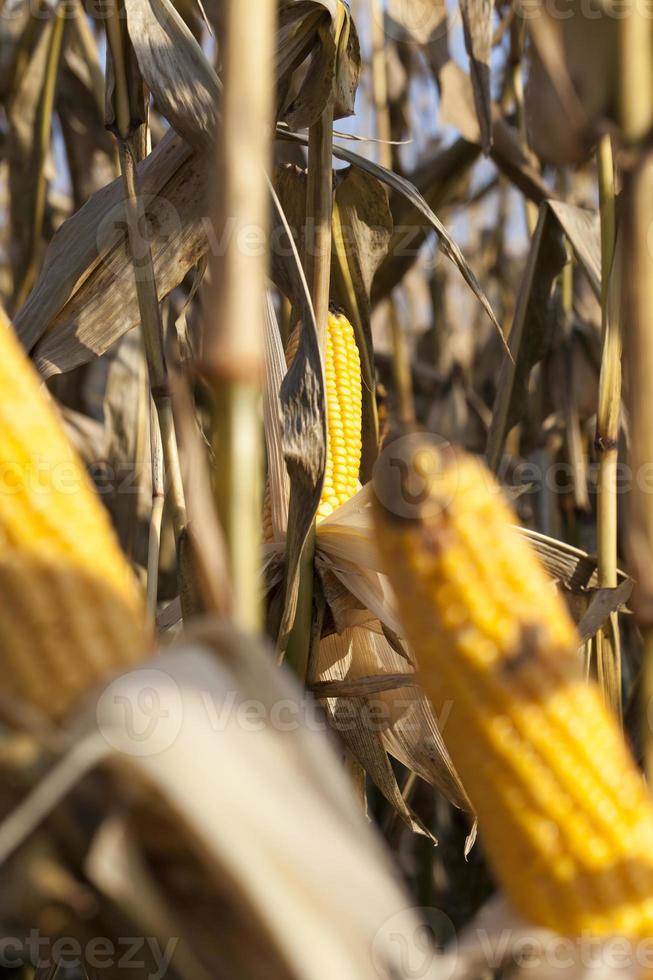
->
[276,0,361,130]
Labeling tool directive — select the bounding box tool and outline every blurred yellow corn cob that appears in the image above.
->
[263,308,362,537]
[373,436,653,937]
[0,313,151,720]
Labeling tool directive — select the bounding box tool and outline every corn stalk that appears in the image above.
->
[595,134,621,718]
[619,3,653,779]
[203,0,276,633]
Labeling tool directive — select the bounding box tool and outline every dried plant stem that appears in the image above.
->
[388,298,416,426]
[146,401,164,616]
[71,0,105,119]
[559,246,589,512]
[370,0,392,171]
[105,6,185,612]
[619,8,653,146]
[620,6,653,778]
[595,134,621,718]
[285,102,334,677]
[118,141,187,544]
[104,0,131,140]
[14,2,65,308]
[203,0,276,633]
[508,20,537,234]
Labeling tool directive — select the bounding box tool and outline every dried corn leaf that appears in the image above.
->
[459,0,492,153]
[518,526,629,593]
[263,292,291,542]
[15,134,206,377]
[576,580,633,645]
[484,200,602,468]
[5,14,55,301]
[279,128,505,352]
[102,330,150,562]
[315,628,438,839]
[266,183,327,650]
[486,204,567,469]
[277,0,361,129]
[89,628,433,980]
[372,138,480,302]
[331,166,393,478]
[435,57,552,204]
[123,0,218,154]
[547,199,601,299]
[277,309,327,650]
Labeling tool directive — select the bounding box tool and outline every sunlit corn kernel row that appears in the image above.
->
[0,313,151,720]
[373,440,653,938]
[263,309,362,538]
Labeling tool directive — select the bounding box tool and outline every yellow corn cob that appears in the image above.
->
[373,436,653,937]
[0,313,151,720]
[263,309,362,538]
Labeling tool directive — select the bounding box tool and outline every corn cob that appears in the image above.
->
[373,437,653,937]
[263,309,362,538]
[0,313,151,721]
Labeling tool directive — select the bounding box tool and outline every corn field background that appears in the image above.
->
[1,0,653,976]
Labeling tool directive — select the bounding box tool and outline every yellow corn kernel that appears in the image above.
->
[0,314,151,720]
[263,309,362,539]
[373,437,653,937]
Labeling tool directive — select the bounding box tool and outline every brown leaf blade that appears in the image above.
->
[459,0,493,153]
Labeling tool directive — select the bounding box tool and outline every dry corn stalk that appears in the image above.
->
[0,311,151,720]
[264,308,362,537]
[373,436,653,937]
